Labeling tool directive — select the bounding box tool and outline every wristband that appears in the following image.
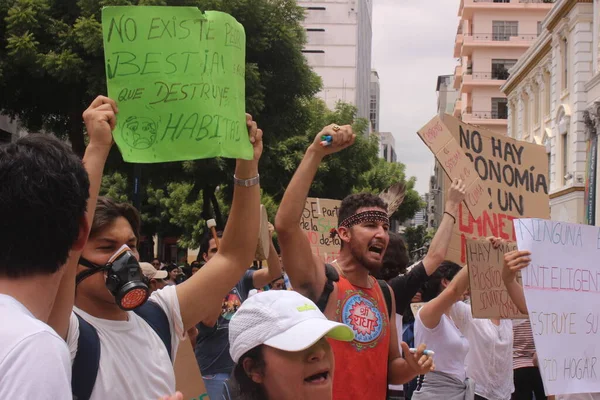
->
[233,174,260,187]
[444,211,456,224]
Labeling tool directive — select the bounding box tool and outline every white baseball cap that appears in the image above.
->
[229,290,354,363]
[139,262,168,280]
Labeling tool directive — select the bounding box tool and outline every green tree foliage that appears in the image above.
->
[403,225,429,261]
[1,0,423,249]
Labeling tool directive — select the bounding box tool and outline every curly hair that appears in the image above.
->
[0,134,89,277]
[338,193,388,226]
[419,260,462,302]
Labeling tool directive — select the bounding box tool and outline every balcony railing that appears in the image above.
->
[465,69,510,80]
[464,32,539,41]
[464,108,508,119]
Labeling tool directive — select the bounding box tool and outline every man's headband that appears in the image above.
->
[330,210,389,238]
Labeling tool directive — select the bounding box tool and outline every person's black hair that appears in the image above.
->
[372,232,410,281]
[231,345,267,400]
[338,193,388,226]
[0,134,90,278]
[190,260,200,268]
[419,260,462,302]
[165,263,179,273]
[200,230,224,255]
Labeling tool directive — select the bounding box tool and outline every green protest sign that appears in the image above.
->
[101,6,252,163]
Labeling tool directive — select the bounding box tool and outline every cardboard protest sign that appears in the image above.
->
[465,238,527,319]
[514,218,600,396]
[417,116,489,220]
[102,6,251,163]
[437,115,549,264]
[301,198,341,263]
[174,339,209,400]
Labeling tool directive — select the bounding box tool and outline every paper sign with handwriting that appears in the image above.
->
[466,238,527,319]
[439,115,549,265]
[418,116,489,220]
[301,198,341,263]
[102,6,251,163]
[514,218,600,395]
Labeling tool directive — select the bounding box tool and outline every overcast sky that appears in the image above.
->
[372,0,459,194]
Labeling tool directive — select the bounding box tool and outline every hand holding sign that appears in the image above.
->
[245,113,263,162]
[445,179,467,216]
[502,250,531,283]
[310,124,355,157]
[83,95,118,150]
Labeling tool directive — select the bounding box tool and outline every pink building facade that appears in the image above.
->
[453,0,555,135]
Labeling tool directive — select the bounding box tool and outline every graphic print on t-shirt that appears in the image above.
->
[338,290,386,351]
[221,288,242,321]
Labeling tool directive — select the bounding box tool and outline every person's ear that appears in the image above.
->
[73,215,91,252]
[242,357,264,384]
[441,278,450,289]
[203,253,209,262]
[338,226,351,245]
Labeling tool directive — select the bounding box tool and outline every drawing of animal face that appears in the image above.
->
[122,117,157,150]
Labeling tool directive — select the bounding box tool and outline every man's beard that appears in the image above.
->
[349,240,384,272]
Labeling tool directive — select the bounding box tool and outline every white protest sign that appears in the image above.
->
[514,218,600,396]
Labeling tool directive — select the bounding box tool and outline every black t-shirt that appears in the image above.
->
[388,261,428,315]
[195,270,255,375]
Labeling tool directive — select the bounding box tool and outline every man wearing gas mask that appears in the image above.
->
[46,96,266,400]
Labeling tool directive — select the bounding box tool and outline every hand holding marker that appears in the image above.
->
[409,348,435,356]
[320,134,333,147]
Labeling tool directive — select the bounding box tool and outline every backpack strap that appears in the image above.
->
[377,279,393,320]
[315,264,339,312]
[133,300,172,361]
[72,313,101,400]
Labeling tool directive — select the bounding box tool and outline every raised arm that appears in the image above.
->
[275,125,355,301]
[502,250,531,314]
[422,180,466,274]
[177,115,263,331]
[419,265,470,330]
[252,224,284,288]
[48,96,117,340]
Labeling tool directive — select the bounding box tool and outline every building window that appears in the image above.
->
[537,22,542,36]
[562,38,568,90]
[306,28,325,32]
[301,50,325,54]
[306,7,326,10]
[492,21,518,41]
[492,98,508,119]
[491,59,517,80]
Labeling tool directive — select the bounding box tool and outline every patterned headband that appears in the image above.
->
[329,210,390,239]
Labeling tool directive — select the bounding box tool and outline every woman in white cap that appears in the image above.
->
[225,290,355,400]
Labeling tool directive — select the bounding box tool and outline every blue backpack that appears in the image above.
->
[71,301,172,400]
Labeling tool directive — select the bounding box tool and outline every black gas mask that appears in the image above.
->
[76,245,150,311]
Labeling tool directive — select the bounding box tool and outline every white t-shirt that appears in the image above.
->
[415,306,469,382]
[0,294,72,399]
[450,301,514,400]
[389,312,404,391]
[67,285,184,400]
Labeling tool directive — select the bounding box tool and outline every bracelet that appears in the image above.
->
[233,174,260,187]
[444,211,456,224]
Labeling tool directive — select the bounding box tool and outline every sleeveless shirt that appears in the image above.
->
[329,275,391,400]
